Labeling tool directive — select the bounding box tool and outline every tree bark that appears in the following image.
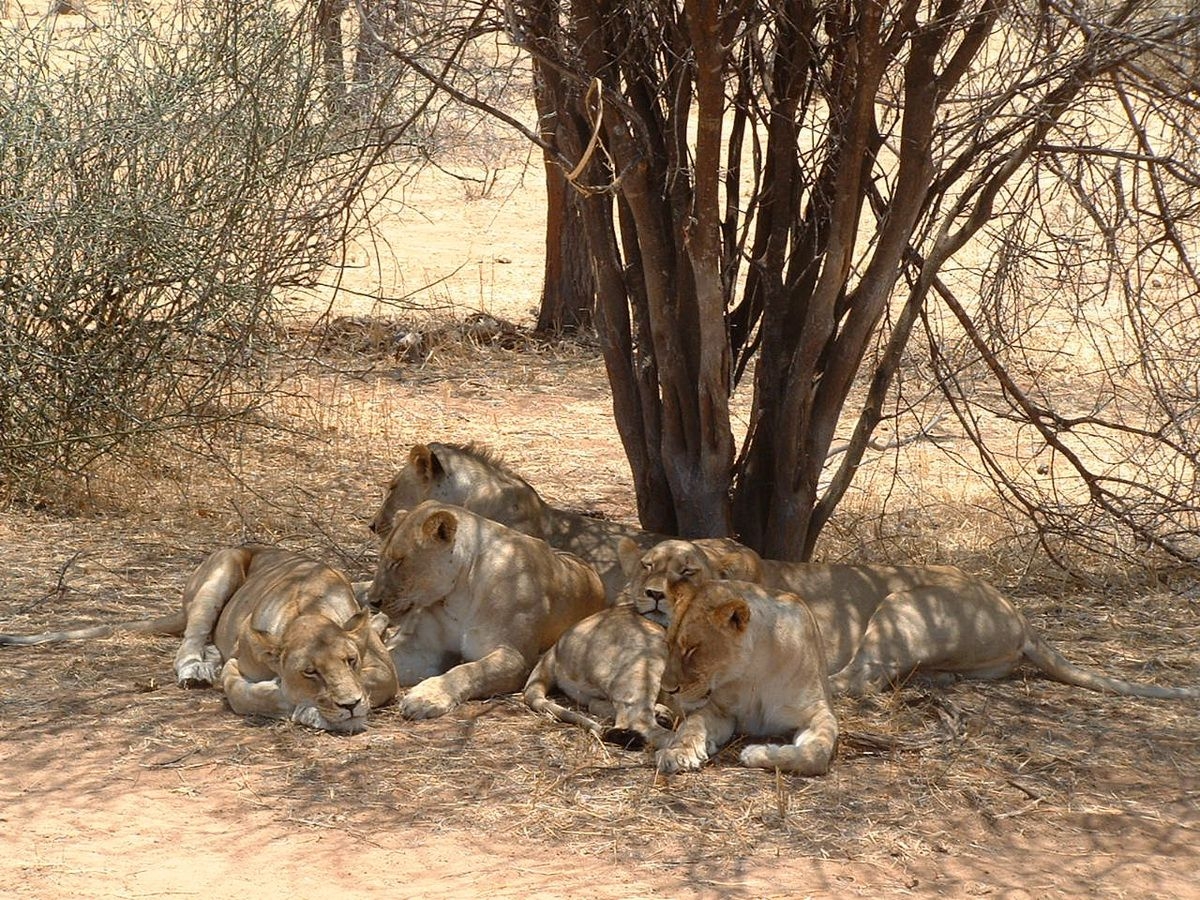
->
[528,14,595,334]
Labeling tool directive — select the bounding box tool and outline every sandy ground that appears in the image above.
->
[7,752,1190,900]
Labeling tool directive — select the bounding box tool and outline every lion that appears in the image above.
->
[522,603,671,749]
[621,538,1200,701]
[618,537,753,627]
[370,442,663,600]
[655,576,838,775]
[0,546,399,732]
[367,500,606,718]
[520,536,758,749]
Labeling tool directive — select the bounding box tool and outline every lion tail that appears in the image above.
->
[1022,632,1199,700]
[0,611,187,646]
[522,652,606,737]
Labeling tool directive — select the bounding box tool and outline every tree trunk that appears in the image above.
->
[315,0,347,113]
[528,4,594,334]
[535,164,594,333]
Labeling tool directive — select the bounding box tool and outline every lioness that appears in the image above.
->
[367,500,606,718]
[370,442,663,600]
[620,537,751,627]
[621,538,1200,700]
[522,603,671,749]
[0,546,399,731]
[656,577,838,775]
[521,537,759,749]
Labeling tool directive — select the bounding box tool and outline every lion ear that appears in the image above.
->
[409,444,433,479]
[409,444,446,483]
[699,539,761,582]
[387,507,411,536]
[713,550,753,581]
[412,441,451,482]
[713,599,751,633]
[617,537,644,577]
[422,509,458,545]
[343,609,374,650]
[246,626,283,670]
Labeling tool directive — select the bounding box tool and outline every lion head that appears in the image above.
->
[691,537,764,582]
[369,443,547,540]
[658,578,752,712]
[246,609,378,733]
[367,500,465,620]
[618,537,763,626]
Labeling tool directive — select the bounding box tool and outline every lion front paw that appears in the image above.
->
[398,680,458,719]
[291,705,330,730]
[286,704,367,734]
[176,649,222,688]
[656,744,707,774]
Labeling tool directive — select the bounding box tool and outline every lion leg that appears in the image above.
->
[828,587,1023,696]
[175,548,253,686]
[386,624,455,687]
[739,705,838,775]
[608,668,673,749]
[399,645,529,719]
[523,649,609,738]
[220,658,292,720]
[655,705,735,774]
[361,641,400,710]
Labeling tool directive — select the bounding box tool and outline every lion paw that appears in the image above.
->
[286,704,365,734]
[398,681,458,719]
[291,704,354,733]
[176,657,220,688]
[289,705,329,730]
[656,744,706,774]
[738,745,777,770]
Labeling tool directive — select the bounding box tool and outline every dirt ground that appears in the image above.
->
[1,335,1197,897]
[1,67,1199,897]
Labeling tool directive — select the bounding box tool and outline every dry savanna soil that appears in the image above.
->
[1,15,1198,895]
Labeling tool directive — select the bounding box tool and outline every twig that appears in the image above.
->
[825,412,948,460]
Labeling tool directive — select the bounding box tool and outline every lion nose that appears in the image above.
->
[645,588,665,604]
[338,699,362,712]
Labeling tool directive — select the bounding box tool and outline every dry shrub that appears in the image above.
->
[0,0,403,505]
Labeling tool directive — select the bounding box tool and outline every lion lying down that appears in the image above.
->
[626,538,1199,700]
[367,500,606,719]
[655,576,838,775]
[531,533,1195,767]
[370,442,663,601]
[0,546,399,732]
[521,538,759,749]
[522,603,671,749]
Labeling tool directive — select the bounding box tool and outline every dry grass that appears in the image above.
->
[1,326,1196,894]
